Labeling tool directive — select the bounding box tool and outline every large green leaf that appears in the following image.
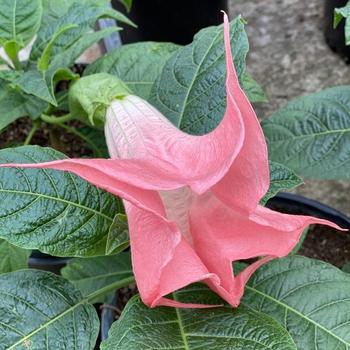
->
[262,86,350,179]
[101,287,297,350]
[242,256,350,349]
[61,252,132,303]
[149,17,249,135]
[0,146,122,256]
[261,161,303,205]
[85,42,180,100]
[0,269,99,349]
[0,239,30,273]
[0,0,42,47]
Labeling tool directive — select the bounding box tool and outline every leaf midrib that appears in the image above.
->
[265,124,350,143]
[174,304,190,350]
[176,28,222,129]
[72,270,132,285]
[244,285,350,346]
[12,0,17,42]
[6,276,134,350]
[0,188,113,222]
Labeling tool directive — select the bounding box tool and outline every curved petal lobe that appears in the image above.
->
[189,192,344,306]
[125,201,221,308]
[212,13,270,213]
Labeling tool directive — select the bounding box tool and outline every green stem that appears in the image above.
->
[86,276,135,302]
[24,120,41,146]
[57,123,104,157]
[41,113,73,124]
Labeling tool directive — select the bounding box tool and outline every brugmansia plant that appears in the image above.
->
[1,7,350,350]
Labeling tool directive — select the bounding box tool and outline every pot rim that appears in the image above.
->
[269,192,350,228]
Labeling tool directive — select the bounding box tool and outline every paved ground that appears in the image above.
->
[229,0,350,216]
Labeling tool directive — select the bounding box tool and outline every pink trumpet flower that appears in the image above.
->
[1,14,343,308]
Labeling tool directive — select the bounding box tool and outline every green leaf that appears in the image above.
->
[0,69,21,82]
[118,0,133,12]
[242,256,350,349]
[69,73,130,127]
[0,145,123,257]
[2,40,22,69]
[85,42,180,100]
[45,27,121,99]
[262,86,350,180]
[41,0,111,25]
[13,70,57,105]
[0,0,42,46]
[149,17,249,135]
[62,252,132,303]
[260,161,303,205]
[334,1,350,45]
[106,213,129,255]
[334,2,350,26]
[0,239,30,273]
[241,72,268,103]
[101,288,297,350]
[31,3,133,62]
[37,24,79,72]
[0,269,99,349]
[0,81,47,131]
[76,126,109,157]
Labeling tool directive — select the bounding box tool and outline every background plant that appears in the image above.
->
[0,0,133,149]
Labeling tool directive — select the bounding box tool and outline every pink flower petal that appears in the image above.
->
[212,13,270,213]
[189,192,344,306]
[125,201,221,308]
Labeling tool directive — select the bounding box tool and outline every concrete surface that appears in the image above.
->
[230,0,350,216]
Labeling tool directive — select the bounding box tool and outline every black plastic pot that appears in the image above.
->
[267,192,350,228]
[111,0,228,45]
[29,251,69,274]
[324,0,350,62]
[100,296,118,342]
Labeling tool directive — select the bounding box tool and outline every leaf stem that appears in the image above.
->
[41,113,74,124]
[24,120,41,146]
[86,276,135,302]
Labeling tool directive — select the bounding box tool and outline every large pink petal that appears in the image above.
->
[125,201,221,308]
[212,14,270,213]
[189,192,344,306]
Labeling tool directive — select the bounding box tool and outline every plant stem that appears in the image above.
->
[86,276,135,303]
[24,120,41,146]
[40,113,73,124]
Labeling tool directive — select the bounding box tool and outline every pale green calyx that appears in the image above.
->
[68,73,131,127]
